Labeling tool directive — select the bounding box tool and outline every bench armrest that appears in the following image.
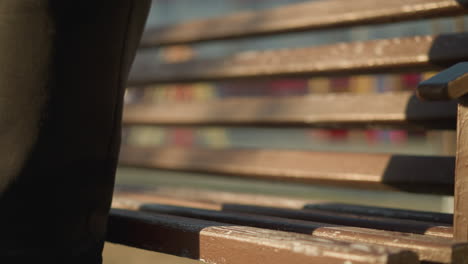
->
[417,62,468,101]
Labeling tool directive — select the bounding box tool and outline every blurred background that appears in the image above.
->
[105,0,468,263]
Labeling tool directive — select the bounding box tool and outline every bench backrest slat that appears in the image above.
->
[123,91,457,130]
[119,146,455,195]
[141,0,468,47]
[130,34,468,85]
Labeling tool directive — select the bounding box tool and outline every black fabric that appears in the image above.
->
[0,1,150,262]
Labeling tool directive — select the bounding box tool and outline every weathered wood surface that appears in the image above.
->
[123,91,457,129]
[141,0,468,47]
[129,34,468,85]
[418,62,468,100]
[222,204,453,238]
[108,209,419,264]
[136,203,464,263]
[455,96,468,242]
[119,146,455,194]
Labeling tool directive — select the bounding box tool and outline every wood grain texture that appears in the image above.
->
[136,203,463,263]
[107,209,419,264]
[123,91,457,129]
[140,0,468,46]
[129,33,468,84]
[455,96,468,241]
[119,146,455,194]
[418,62,468,100]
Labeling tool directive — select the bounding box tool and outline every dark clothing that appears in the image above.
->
[0,1,151,262]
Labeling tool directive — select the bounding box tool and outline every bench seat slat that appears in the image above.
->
[129,33,468,85]
[114,186,319,210]
[141,0,468,47]
[119,146,455,194]
[123,91,457,129]
[222,204,453,238]
[111,193,464,263]
[113,193,225,211]
[114,187,453,224]
[108,209,419,264]
[114,193,452,239]
[134,203,461,263]
[305,203,453,225]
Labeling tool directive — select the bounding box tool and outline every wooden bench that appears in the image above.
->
[108,0,468,263]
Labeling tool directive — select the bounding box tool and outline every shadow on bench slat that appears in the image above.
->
[304,203,453,225]
[222,204,453,238]
[114,186,453,224]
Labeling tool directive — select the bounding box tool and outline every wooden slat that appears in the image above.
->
[129,33,468,84]
[114,186,320,209]
[454,96,468,241]
[112,193,222,211]
[136,203,464,263]
[108,209,419,264]
[305,203,453,225]
[119,146,455,194]
[222,204,453,238]
[141,0,468,47]
[111,190,462,262]
[123,92,457,130]
[114,186,453,223]
[418,62,468,100]
[114,188,451,223]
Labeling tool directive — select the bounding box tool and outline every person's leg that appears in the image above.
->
[0,0,150,262]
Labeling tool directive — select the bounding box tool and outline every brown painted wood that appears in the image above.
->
[455,96,468,242]
[140,0,468,47]
[418,62,468,100]
[107,209,419,264]
[304,203,453,225]
[119,146,455,194]
[123,91,457,130]
[221,204,453,238]
[129,33,468,85]
[136,203,465,263]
